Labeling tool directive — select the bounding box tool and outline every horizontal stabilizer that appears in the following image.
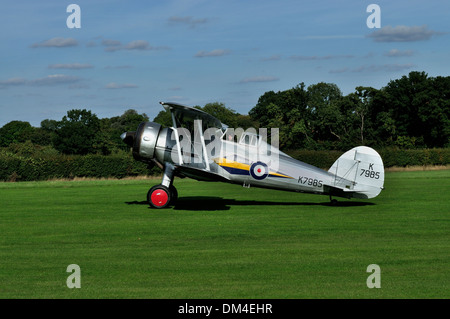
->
[322,184,356,199]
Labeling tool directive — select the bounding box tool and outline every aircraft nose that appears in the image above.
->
[121,131,136,147]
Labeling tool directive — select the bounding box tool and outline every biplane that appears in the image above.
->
[121,102,384,208]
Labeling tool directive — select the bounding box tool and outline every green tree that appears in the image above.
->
[421,76,450,147]
[29,127,54,146]
[107,109,149,152]
[353,86,379,145]
[153,109,173,127]
[37,119,60,149]
[41,119,59,132]
[384,71,450,147]
[306,82,343,148]
[249,90,281,127]
[384,71,429,146]
[53,109,100,155]
[0,121,33,147]
[110,109,149,132]
[235,114,258,130]
[249,83,309,149]
[201,102,239,127]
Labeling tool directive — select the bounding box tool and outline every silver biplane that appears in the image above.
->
[121,102,384,208]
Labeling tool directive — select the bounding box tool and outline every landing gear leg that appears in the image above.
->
[147,163,178,208]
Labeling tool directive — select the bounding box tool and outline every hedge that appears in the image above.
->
[377,148,450,168]
[0,151,158,182]
[285,148,450,169]
[1,148,449,182]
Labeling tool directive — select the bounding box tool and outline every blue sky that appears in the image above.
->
[1,0,449,127]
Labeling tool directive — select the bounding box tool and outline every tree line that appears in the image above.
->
[247,71,449,150]
[0,71,449,156]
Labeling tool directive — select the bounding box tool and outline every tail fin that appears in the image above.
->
[328,146,384,199]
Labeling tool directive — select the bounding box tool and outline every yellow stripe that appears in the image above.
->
[269,172,295,179]
[214,157,250,170]
[214,157,294,179]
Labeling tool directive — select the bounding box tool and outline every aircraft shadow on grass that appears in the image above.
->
[125,196,375,211]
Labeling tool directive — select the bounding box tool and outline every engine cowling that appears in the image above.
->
[121,122,162,162]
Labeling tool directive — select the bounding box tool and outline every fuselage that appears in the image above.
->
[152,126,340,196]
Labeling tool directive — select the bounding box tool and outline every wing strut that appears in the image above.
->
[171,111,184,165]
[196,119,210,171]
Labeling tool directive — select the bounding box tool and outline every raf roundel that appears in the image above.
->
[250,162,269,180]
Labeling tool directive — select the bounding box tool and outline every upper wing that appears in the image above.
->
[160,101,225,131]
[160,102,226,170]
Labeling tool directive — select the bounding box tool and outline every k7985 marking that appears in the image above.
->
[360,169,380,179]
[298,176,323,187]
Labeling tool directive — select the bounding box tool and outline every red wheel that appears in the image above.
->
[147,185,171,208]
[151,189,168,207]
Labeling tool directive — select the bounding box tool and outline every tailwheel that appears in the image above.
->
[329,195,338,205]
[148,185,171,209]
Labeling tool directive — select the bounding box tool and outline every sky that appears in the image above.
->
[0,0,449,127]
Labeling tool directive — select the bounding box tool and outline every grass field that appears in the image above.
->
[0,170,449,299]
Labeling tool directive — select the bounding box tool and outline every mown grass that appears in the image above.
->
[0,170,448,298]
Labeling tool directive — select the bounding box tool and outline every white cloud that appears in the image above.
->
[104,82,138,89]
[290,55,354,61]
[239,76,279,83]
[31,74,81,86]
[300,35,364,40]
[367,25,442,42]
[31,37,78,48]
[101,39,169,52]
[102,39,121,47]
[0,77,27,87]
[384,49,414,57]
[194,49,230,57]
[48,63,94,70]
[103,41,123,52]
[354,64,416,73]
[124,40,151,50]
[0,75,81,88]
[104,65,133,69]
[329,64,416,74]
[69,84,90,89]
[261,55,282,61]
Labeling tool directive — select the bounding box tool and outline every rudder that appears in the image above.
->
[328,146,384,199]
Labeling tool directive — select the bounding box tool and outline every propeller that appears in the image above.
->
[120,131,136,147]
